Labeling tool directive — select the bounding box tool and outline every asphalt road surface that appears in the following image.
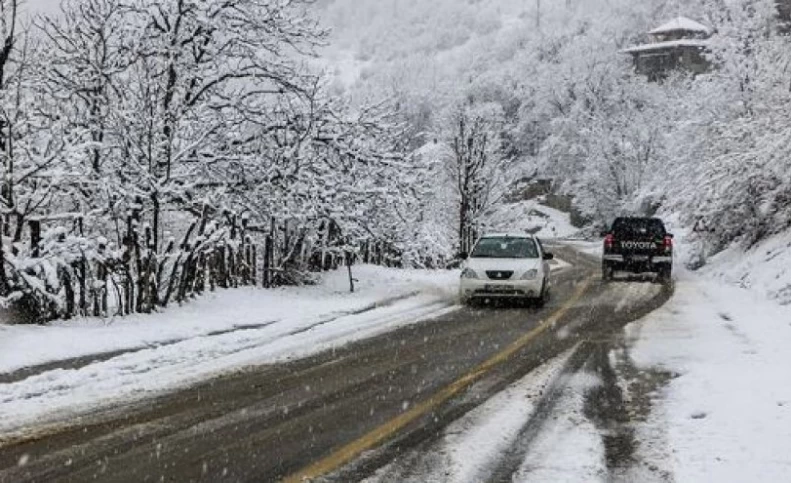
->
[0,245,672,483]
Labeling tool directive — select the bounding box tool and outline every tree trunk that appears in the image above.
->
[263,236,272,288]
[346,252,355,293]
[0,214,9,296]
[62,266,75,320]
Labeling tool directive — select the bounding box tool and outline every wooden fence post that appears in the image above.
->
[244,240,252,285]
[263,235,273,288]
[346,251,356,293]
[251,244,258,285]
[0,215,8,296]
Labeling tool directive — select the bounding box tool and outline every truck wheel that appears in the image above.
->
[658,266,672,284]
[602,264,614,282]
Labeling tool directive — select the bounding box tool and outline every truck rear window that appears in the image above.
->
[612,218,666,238]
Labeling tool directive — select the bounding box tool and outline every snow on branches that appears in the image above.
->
[0,0,417,322]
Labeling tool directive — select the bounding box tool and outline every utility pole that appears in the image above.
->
[536,0,541,30]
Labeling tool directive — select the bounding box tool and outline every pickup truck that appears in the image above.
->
[601,217,673,283]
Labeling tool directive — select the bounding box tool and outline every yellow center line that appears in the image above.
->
[282,276,594,483]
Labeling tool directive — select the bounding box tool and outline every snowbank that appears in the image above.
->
[0,265,460,439]
[628,268,791,481]
[0,265,458,373]
[698,230,791,305]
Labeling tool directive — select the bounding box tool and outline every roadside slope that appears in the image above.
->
[626,270,791,481]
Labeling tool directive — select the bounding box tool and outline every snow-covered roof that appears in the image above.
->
[648,16,712,36]
[621,39,709,55]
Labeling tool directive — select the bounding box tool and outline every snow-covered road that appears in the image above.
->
[0,245,601,483]
[365,278,667,483]
[362,250,791,482]
[0,255,577,443]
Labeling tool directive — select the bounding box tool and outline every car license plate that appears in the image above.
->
[630,255,649,262]
[485,284,511,292]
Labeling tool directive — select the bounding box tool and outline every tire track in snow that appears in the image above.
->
[487,280,673,482]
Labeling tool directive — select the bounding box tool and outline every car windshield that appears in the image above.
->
[471,237,539,259]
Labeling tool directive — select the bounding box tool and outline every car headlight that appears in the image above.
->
[461,268,479,279]
[521,269,538,280]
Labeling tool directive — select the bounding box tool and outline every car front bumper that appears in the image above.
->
[459,278,543,300]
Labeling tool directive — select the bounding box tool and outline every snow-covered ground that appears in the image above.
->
[487,200,579,239]
[0,265,460,441]
[514,372,607,483]
[699,230,791,305]
[0,265,458,373]
[563,233,791,481]
[627,268,791,481]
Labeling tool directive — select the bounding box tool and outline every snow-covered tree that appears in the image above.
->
[437,101,510,253]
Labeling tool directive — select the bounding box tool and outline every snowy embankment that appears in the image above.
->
[487,200,579,239]
[0,265,459,440]
[628,253,791,480]
[698,229,791,305]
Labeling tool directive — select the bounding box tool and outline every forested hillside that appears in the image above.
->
[321,0,791,258]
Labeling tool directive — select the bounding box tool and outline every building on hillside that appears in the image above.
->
[622,17,713,81]
[779,0,791,32]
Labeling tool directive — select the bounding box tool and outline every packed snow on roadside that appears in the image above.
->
[0,265,458,374]
[487,201,579,239]
[0,265,460,439]
[626,266,791,481]
[540,233,791,481]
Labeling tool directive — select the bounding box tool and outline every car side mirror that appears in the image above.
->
[458,251,469,260]
[600,230,609,237]
[543,252,554,261]
[667,233,675,238]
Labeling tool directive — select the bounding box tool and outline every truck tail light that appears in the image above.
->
[663,235,673,253]
[604,234,614,250]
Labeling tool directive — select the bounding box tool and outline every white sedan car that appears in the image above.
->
[459,233,554,306]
